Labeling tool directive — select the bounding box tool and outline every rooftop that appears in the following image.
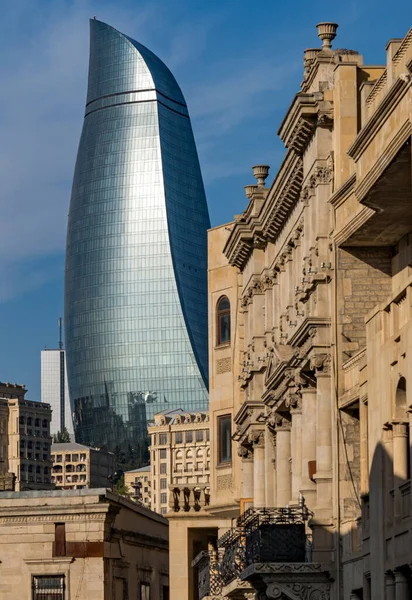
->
[125,465,151,473]
[0,488,168,525]
[51,442,113,454]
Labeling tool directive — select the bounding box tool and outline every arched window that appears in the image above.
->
[217,296,231,345]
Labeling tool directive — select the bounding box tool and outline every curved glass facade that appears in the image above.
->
[64,19,210,450]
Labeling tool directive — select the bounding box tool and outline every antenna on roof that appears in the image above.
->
[58,317,63,350]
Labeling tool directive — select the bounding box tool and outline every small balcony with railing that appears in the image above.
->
[168,484,210,513]
[192,502,332,599]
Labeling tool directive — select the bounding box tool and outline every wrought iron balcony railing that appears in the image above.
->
[193,503,313,599]
[192,549,222,599]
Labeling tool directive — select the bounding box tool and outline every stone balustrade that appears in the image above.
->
[168,484,210,512]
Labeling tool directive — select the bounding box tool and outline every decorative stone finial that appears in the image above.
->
[316,22,338,50]
[304,48,321,62]
[244,184,258,198]
[252,165,270,186]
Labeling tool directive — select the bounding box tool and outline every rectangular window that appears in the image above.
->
[32,575,65,599]
[160,507,167,515]
[141,582,150,600]
[160,478,167,490]
[160,449,167,459]
[186,431,193,443]
[206,429,210,442]
[175,431,183,444]
[160,493,167,504]
[196,430,203,442]
[159,433,167,445]
[218,415,232,464]
[160,463,167,474]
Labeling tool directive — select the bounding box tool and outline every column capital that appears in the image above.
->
[392,421,408,437]
[285,392,302,413]
[237,444,253,460]
[310,353,331,376]
[248,429,265,448]
[393,568,408,583]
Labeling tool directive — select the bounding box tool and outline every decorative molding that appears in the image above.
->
[310,353,331,375]
[354,118,412,202]
[248,429,265,447]
[348,78,411,161]
[216,357,231,375]
[328,173,356,208]
[217,474,233,490]
[392,27,412,65]
[0,512,107,525]
[262,158,303,242]
[365,69,388,107]
[333,206,375,247]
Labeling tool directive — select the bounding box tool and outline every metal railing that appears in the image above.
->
[193,502,313,598]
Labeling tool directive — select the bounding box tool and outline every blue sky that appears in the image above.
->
[0,0,411,400]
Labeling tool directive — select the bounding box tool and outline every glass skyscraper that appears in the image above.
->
[65,19,210,451]
[41,349,74,439]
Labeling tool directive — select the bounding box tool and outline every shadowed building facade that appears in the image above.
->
[65,20,210,451]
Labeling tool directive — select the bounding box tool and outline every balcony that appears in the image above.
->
[168,484,210,512]
[193,504,332,599]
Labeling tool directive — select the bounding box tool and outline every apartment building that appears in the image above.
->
[0,381,52,491]
[124,465,151,507]
[148,409,210,515]
[51,442,114,490]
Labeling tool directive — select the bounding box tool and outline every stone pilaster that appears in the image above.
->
[248,430,265,508]
[238,445,254,500]
[300,386,317,509]
[287,393,302,503]
[274,417,292,507]
[394,570,409,600]
[311,354,333,513]
[360,397,369,496]
[264,426,275,507]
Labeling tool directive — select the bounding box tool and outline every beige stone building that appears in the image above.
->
[168,22,412,600]
[124,465,152,507]
[0,488,169,599]
[51,442,115,490]
[148,409,210,515]
[0,382,52,491]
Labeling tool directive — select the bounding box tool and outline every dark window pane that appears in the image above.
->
[219,416,232,463]
[217,297,231,345]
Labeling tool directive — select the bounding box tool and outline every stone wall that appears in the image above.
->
[337,247,392,360]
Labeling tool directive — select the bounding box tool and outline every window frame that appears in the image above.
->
[216,296,231,346]
[217,415,232,465]
[32,574,65,600]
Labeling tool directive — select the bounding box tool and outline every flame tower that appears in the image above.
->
[65,19,210,450]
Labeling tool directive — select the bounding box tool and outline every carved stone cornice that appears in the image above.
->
[261,156,303,242]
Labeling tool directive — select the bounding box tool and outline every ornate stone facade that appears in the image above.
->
[169,21,412,600]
